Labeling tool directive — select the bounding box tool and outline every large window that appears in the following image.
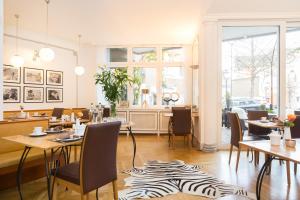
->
[133,47,157,62]
[162,47,184,62]
[286,27,300,114]
[107,48,127,62]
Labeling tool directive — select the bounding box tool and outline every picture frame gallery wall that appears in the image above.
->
[3,64,64,103]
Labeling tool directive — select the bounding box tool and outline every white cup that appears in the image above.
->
[33,127,43,135]
[261,117,267,121]
[51,117,57,122]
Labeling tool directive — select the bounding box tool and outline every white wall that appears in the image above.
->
[3,29,97,111]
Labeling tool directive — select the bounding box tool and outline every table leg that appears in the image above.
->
[256,155,274,200]
[16,146,31,200]
[127,126,136,168]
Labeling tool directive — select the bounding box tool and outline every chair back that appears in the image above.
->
[248,110,271,136]
[79,121,121,193]
[227,112,243,147]
[294,111,300,115]
[103,107,110,118]
[81,109,90,120]
[52,108,64,119]
[171,107,191,135]
[290,116,300,138]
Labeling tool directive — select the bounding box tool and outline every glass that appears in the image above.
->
[132,67,157,106]
[133,47,157,62]
[107,48,127,62]
[286,27,300,114]
[162,47,184,62]
[162,67,185,105]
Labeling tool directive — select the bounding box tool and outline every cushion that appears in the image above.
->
[55,162,80,185]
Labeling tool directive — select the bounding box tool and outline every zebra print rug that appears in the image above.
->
[119,160,255,200]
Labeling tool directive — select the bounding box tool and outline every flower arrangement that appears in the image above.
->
[284,114,296,127]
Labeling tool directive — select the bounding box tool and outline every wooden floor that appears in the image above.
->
[0,135,299,200]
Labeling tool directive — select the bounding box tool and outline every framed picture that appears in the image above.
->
[46,70,63,86]
[46,87,63,103]
[23,86,44,103]
[3,85,21,103]
[3,64,21,84]
[24,67,44,85]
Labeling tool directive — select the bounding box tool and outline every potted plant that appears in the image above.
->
[95,67,134,116]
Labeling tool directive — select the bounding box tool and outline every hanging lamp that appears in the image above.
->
[10,14,24,67]
[74,34,85,76]
[39,0,55,62]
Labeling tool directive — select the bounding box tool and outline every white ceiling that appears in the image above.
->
[4,0,212,45]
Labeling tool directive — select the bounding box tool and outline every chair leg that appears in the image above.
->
[286,160,291,185]
[172,135,175,149]
[235,147,241,172]
[188,134,192,148]
[52,182,58,200]
[112,180,118,200]
[294,162,297,174]
[228,145,233,165]
[246,148,249,157]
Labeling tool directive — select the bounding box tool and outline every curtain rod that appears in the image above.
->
[4,33,77,56]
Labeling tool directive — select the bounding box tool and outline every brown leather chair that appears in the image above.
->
[294,110,300,115]
[53,121,121,200]
[52,108,64,119]
[81,109,90,120]
[168,107,192,148]
[103,107,110,118]
[248,110,271,136]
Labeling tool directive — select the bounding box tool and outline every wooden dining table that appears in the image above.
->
[240,140,300,200]
[247,120,284,129]
[48,119,90,127]
[2,121,135,200]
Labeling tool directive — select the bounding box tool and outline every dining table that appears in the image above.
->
[2,120,135,200]
[239,139,300,200]
[48,119,90,127]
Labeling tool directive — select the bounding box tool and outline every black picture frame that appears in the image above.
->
[24,67,44,85]
[23,86,44,103]
[46,70,63,86]
[46,87,63,103]
[3,85,21,103]
[3,64,21,84]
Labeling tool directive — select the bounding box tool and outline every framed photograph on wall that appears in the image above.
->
[46,87,63,103]
[24,67,44,85]
[3,85,21,103]
[3,64,21,84]
[46,70,63,86]
[23,86,44,103]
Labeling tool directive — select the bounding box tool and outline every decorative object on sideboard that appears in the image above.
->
[23,86,44,103]
[3,64,21,84]
[171,92,180,105]
[95,67,134,116]
[162,92,172,108]
[3,85,21,103]
[141,88,149,108]
[39,0,55,62]
[46,70,63,86]
[46,87,63,103]
[10,14,25,68]
[24,67,44,85]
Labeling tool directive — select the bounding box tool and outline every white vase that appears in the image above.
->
[284,127,292,140]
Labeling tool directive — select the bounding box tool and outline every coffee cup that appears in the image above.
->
[51,117,57,122]
[33,127,43,135]
[261,117,267,121]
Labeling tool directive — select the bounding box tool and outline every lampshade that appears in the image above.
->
[74,66,85,76]
[10,54,24,67]
[39,47,55,62]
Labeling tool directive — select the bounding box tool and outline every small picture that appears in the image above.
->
[46,87,63,102]
[24,67,44,85]
[3,85,21,103]
[46,70,63,86]
[24,86,44,103]
[3,65,21,84]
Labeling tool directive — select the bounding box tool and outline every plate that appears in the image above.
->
[260,120,270,123]
[45,129,64,134]
[54,137,81,143]
[29,132,47,137]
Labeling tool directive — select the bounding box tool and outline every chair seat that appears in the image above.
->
[55,162,80,185]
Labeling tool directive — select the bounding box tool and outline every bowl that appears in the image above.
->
[285,139,296,148]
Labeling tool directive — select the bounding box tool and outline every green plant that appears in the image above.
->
[95,67,134,116]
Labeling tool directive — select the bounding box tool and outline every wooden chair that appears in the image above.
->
[248,110,272,136]
[81,109,90,120]
[294,110,300,115]
[52,122,121,200]
[168,107,192,148]
[103,107,110,118]
[290,115,300,174]
[52,108,64,119]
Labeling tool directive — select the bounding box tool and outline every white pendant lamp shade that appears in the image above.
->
[39,47,55,62]
[74,66,85,76]
[10,54,25,68]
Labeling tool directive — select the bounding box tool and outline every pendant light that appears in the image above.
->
[74,34,85,76]
[39,0,55,62]
[10,14,24,68]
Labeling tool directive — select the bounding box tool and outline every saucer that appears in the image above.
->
[29,132,47,137]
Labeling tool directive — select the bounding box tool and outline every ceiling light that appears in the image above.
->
[75,34,85,76]
[10,14,24,67]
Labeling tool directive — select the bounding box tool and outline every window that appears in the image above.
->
[286,27,300,114]
[162,67,185,105]
[107,48,127,62]
[132,67,157,106]
[162,47,184,62]
[133,47,157,62]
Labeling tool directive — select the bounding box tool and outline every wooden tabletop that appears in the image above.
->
[240,140,300,164]
[49,119,90,126]
[247,120,283,129]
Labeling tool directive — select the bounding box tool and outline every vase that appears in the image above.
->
[111,103,117,117]
[284,127,292,140]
